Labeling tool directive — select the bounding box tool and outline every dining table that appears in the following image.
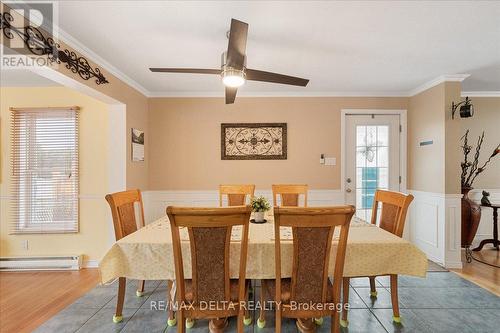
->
[99,212,428,284]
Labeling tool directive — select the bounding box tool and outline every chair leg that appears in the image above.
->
[186,317,195,329]
[340,277,349,327]
[332,311,340,333]
[136,280,145,297]
[113,277,126,323]
[166,280,176,326]
[238,310,245,332]
[275,308,281,333]
[257,280,266,328]
[390,274,401,324]
[332,287,341,333]
[177,310,185,333]
[369,276,377,298]
[244,287,252,326]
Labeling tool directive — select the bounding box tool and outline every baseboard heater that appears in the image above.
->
[0,256,82,271]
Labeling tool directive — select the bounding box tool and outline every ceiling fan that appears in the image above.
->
[150,19,309,104]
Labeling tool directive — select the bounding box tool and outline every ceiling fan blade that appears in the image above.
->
[226,19,248,70]
[225,86,238,104]
[246,69,309,87]
[149,68,221,75]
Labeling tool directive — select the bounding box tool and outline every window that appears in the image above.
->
[11,107,79,234]
[355,125,389,221]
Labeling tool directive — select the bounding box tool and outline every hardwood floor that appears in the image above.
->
[451,248,500,296]
[0,269,100,333]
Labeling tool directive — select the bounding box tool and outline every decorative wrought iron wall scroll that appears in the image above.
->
[0,11,109,84]
[221,123,287,160]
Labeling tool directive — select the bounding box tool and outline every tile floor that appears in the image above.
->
[34,272,500,333]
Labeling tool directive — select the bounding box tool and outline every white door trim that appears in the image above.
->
[341,109,408,200]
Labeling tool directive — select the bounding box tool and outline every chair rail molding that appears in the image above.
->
[408,190,462,269]
[142,189,344,224]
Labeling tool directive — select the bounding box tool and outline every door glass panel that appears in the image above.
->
[377,126,389,146]
[355,125,390,219]
[356,147,366,167]
[378,147,388,167]
[366,126,377,145]
[379,167,389,189]
[356,126,366,146]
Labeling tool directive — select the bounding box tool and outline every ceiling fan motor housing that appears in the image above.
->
[221,51,246,73]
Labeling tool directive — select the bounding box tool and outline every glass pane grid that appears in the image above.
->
[354,125,390,216]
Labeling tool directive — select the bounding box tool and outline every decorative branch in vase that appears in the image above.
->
[461,129,500,190]
[460,129,500,249]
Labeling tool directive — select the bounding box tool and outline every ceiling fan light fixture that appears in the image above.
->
[222,68,246,87]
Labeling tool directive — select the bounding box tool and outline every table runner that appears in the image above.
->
[99,215,427,283]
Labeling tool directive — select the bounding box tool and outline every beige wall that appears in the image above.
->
[407,84,446,193]
[0,87,111,261]
[407,83,497,194]
[407,82,463,194]
[0,2,149,190]
[460,97,500,189]
[148,97,408,190]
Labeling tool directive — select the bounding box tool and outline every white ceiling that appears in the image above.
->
[31,1,500,95]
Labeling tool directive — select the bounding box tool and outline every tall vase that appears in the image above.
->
[461,187,482,248]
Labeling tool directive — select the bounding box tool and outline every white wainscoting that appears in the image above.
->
[468,188,500,246]
[408,190,462,269]
[142,190,345,224]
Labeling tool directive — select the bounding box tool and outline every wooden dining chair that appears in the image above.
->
[260,184,308,329]
[272,184,308,207]
[260,206,355,333]
[341,190,414,327]
[105,189,153,323]
[167,205,253,333]
[219,184,255,206]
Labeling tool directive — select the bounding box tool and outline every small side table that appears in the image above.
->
[472,204,499,251]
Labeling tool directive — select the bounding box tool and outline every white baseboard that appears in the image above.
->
[408,190,462,269]
[441,261,464,269]
[82,260,99,268]
[142,189,345,223]
[425,253,462,268]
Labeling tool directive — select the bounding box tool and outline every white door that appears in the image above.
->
[345,114,401,221]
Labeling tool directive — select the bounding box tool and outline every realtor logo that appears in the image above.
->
[1,1,58,68]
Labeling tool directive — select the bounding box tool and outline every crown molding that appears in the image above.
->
[146,75,474,98]
[461,91,500,97]
[147,90,411,98]
[408,74,470,97]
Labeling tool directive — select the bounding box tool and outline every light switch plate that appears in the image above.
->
[324,157,336,166]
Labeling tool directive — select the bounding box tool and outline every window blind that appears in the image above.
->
[10,107,80,234]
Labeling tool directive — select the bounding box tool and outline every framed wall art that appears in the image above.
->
[131,128,145,162]
[221,123,287,160]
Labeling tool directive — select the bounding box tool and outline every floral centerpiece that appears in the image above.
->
[251,196,271,223]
